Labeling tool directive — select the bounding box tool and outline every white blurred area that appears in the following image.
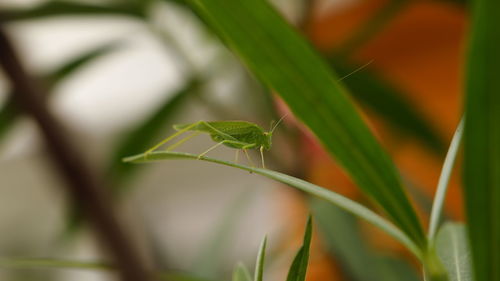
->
[0,0,346,280]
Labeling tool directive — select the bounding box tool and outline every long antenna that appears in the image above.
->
[337,59,374,82]
[270,114,288,133]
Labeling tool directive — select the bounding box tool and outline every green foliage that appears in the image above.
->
[184,0,425,248]
[463,0,500,280]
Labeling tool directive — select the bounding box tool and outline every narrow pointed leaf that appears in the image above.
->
[286,217,312,281]
[435,223,472,281]
[254,236,267,281]
[463,0,500,280]
[124,151,422,259]
[184,0,425,247]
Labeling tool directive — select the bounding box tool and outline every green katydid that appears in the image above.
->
[144,117,286,168]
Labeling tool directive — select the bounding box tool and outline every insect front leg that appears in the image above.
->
[234,150,239,163]
[260,146,265,169]
[243,149,255,167]
[197,141,227,159]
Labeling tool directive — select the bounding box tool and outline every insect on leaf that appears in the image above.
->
[184,0,426,248]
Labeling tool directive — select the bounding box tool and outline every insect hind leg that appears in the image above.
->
[145,121,203,154]
[243,149,255,167]
[166,132,201,151]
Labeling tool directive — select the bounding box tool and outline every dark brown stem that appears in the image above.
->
[0,28,150,281]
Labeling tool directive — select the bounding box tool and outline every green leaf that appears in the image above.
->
[332,59,446,154]
[435,223,472,281]
[286,217,312,281]
[184,0,425,248]
[463,0,500,280]
[233,263,252,281]
[0,42,121,140]
[124,151,422,259]
[311,198,420,281]
[254,236,267,281]
[0,1,143,22]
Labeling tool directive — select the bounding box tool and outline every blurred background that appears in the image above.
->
[0,0,466,280]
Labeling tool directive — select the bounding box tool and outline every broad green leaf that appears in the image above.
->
[463,0,500,280]
[254,236,267,281]
[184,0,425,248]
[0,42,121,139]
[0,1,142,22]
[124,151,421,259]
[332,59,446,154]
[311,198,420,281]
[286,217,312,281]
[435,223,472,281]
[233,263,252,281]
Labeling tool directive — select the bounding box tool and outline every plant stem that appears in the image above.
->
[428,119,464,240]
[0,28,150,281]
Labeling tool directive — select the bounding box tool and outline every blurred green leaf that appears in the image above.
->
[0,257,215,281]
[311,198,420,281]
[0,41,121,140]
[333,59,446,154]
[254,236,267,281]
[124,151,421,259]
[286,217,312,281]
[0,1,143,22]
[63,80,199,237]
[108,79,199,185]
[194,189,254,279]
[184,0,425,249]
[435,223,472,281]
[463,0,500,280]
[232,263,252,281]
